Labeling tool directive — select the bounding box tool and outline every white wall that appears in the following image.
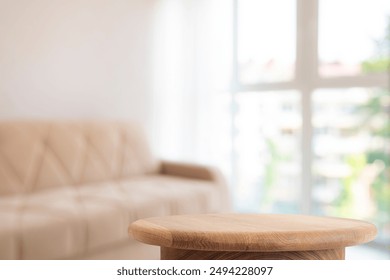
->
[0,0,156,130]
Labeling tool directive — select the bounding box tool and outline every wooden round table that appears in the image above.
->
[129,213,377,260]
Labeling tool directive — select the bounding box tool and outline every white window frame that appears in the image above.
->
[231,0,389,214]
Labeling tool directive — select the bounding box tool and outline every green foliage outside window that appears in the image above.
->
[344,15,390,241]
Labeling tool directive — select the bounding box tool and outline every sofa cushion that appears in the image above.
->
[0,175,223,259]
[0,121,159,196]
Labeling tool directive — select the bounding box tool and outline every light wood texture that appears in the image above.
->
[130,214,377,260]
[161,247,345,260]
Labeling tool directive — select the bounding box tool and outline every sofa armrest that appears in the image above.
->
[159,160,232,211]
[160,160,222,182]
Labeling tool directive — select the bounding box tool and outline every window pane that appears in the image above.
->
[237,0,296,84]
[313,88,390,245]
[234,91,301,213]
[319,0,390,77]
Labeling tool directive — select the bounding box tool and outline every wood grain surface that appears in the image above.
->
[130,214,377,252]
[160,247,345,260]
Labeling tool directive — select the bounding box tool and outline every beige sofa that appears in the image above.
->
[0,121,230,259]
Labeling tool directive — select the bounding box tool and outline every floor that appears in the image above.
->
[346,245,390,260]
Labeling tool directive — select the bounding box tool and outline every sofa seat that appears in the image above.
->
[0,174,223,260]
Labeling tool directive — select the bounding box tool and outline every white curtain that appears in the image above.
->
[150,0,233,167]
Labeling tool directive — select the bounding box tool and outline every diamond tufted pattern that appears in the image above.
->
[0,121,159,195]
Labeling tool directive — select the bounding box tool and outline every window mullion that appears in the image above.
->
[296,0,319,214]
[296,0,318,88]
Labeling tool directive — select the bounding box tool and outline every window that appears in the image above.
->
[234,91,301,213]
[312,88,390,244]
[319,0,390,77]
[230,0,390,247]
[238,0,296,83]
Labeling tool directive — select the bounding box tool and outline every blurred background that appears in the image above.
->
[0,0,389,259]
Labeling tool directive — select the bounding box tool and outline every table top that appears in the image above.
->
[130,214,377,252]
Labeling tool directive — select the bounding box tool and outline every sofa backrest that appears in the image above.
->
[0,121,159,196]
